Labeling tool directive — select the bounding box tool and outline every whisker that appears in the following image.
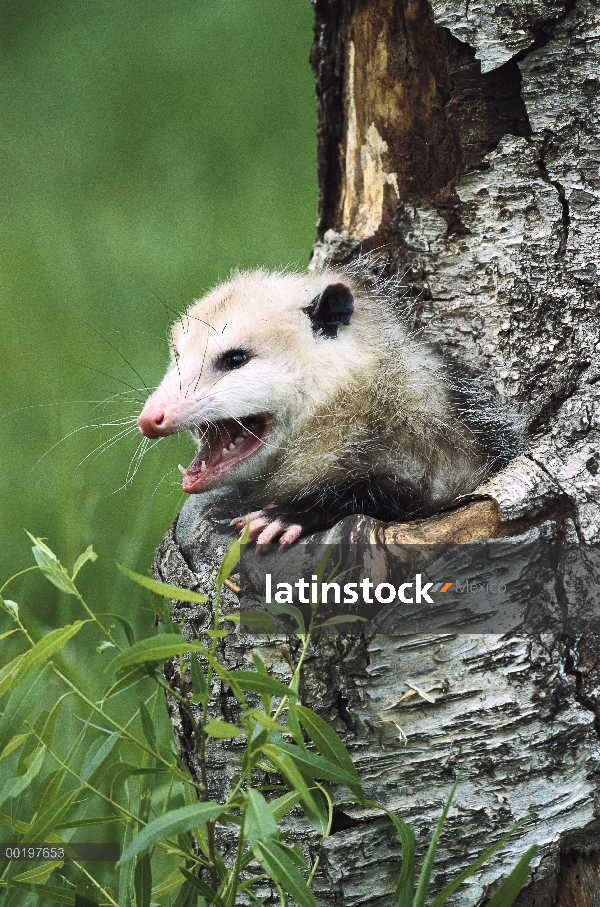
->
[88,325,150,393]
[76,425,140,469]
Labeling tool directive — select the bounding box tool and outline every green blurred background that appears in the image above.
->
[0,0,316,643]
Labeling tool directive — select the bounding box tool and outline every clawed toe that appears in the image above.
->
[230,507,304,552]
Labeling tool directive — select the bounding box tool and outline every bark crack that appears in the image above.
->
[537,134,571,259]
[512,0,577,67]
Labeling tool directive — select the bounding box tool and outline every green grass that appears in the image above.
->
[0,0,317,645]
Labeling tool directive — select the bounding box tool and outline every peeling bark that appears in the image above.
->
[155,0,600,903]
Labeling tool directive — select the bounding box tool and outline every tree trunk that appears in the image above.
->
[155,1,600,904]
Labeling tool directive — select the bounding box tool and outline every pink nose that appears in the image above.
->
[137,405,168,438]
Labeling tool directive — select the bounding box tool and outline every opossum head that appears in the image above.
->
[137,269,372,495]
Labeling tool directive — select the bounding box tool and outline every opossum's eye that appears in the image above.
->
[304,283,354,339]
[218,350,249,371]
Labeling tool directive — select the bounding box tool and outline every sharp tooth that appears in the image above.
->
[222,447,229,457]
[228,442,236,451]
[201,461,206,472]
[235,436,243,445]
[177,464,186,475]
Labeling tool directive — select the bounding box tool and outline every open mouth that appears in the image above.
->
[180,415,270,493]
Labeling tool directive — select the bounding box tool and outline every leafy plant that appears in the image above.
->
[0,534,538,906]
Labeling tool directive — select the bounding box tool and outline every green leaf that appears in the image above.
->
[204,718,241,739]
[179,868,227,907]
[13,861,64,883]
[316,615,366,627]
[0,880,76,904]
[118,564,208,604]
[253,840,317,907]
[246,788,279,847]
[251,652,272,713]
[485,846,538,907]
[228,610,276,633]
[104,762,166,798]
[261,744,328,834]
[364,800,415,907]
[138,699,157,750]
[0,598,19,620]
[269,790,301,822]
[0,748,44,808]
[0,628,17,643]
[81,733,119,782]
[74,883,100,907]
[102,667,147,701]
[171,878,200,907]
[108,636,206,674]
[120,802,225,864]
[190,653,207,700]
[286,702,304,747]
[262,598,305,633]
[429,818,529,907]
[23,789,79,842]
[0,732,28,759]
[413,779,458,907]
[13,622,85,688]
[27,533,78,596]
[71,545,98,580]
[296,706,362,793]
[264,741,363,799]
[216,536,242,587]
[97,613,136,646]
[0,666,50,757]
[134,852,152,907]
[228,671,294,700]
[0,653,25,700]
[31,768,64,813]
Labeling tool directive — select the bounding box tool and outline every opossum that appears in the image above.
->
[137,265,522,547]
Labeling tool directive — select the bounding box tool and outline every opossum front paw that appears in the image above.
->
[230,508,304,552]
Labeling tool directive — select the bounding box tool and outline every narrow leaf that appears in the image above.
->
[216,536,242,587]
[269,790,301,822]
[12,623,84,688]
[228,610,276,633]
[179,868,227,907]
[296,706,362,787]
[413,780,459,907]
[228,671,294,699]
[204,718,241,739]
[120,802,224,864]
[253,840,318,907]
[429,818,529,907]
[138,699,157,750]
[261,744,328,834]
[265,741,363,798]
[0,733,28,759]
[98,613,136,646]
[316,615,366,627]
[0,880,76,904]
[108,637,206,674]
[81,733,119,782]
[118,564,208,604]
[71,545,98,580]
[246,788,279,847]
[485,846,538,907]
[134,852,152,907]
[190,653,207,699]
[23,789,79,842]
[0,748,44,807]
[262,598,305,633]
[75,883,100,907]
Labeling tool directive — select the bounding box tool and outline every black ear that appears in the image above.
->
[303,283,355,339]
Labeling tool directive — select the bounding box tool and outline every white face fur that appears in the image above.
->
[137,270,371,495]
